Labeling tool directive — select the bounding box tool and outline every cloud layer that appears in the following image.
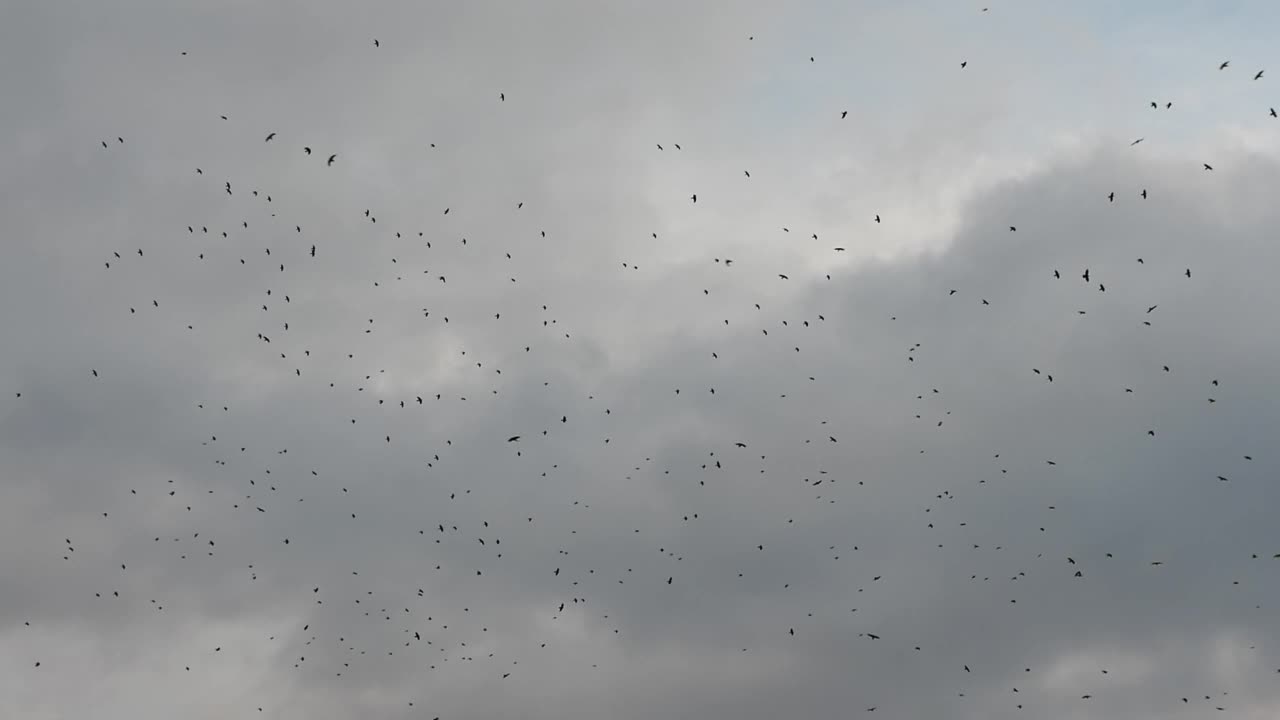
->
[2,2,1279,719]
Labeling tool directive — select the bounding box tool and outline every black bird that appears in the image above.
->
[1220,60,1230,70]
[327,154,337,166]
[507,436,520,442]
[1203,163,1213,170]
[304,146,311,154]
[1255,69,1264,80]
[265,132,276,142]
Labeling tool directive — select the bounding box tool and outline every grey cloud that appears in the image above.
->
[3,2,1280,720]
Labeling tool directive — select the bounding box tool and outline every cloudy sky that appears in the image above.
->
[2,1,1279,718]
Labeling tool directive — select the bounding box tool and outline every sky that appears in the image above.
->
[2,1,1279,718]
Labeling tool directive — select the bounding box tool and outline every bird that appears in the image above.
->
[265,132,276,142]
[1255,70,1264,80]
[1130,137,1144,146]
[507,436,520,442]
[304,146,311,154]
[1220,60,1230,70]
[327,154,337,166]
[1203,163,1214,170]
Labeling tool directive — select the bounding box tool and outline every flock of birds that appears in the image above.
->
[9,9,1280,719]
